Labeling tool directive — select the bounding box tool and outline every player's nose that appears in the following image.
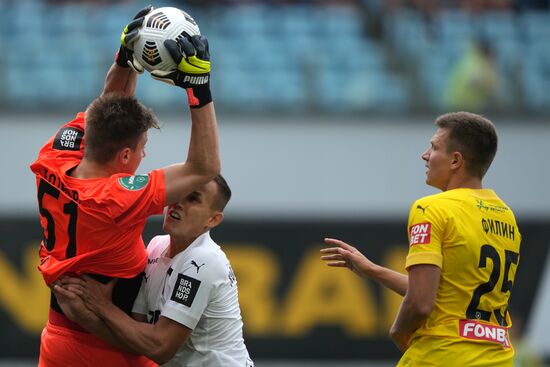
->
[421,149,430,161]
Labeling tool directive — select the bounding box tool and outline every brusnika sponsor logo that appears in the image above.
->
[476,199,509,213]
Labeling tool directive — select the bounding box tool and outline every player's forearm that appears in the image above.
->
[187,102,221,177]
[390,263,439,350]
[164,103,220,204]
[389,296,429,350]
[99,303,165,360]
[101,63,137,97]
[78,313,137,353]
[370,265,408,296]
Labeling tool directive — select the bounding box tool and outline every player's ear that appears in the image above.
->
[207,211,224,229]
[450,151,463,170]
[118,147,132,164]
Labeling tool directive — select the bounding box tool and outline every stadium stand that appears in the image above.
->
[0,0,549,114]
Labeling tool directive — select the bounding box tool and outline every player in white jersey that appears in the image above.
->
[53,175,254,366]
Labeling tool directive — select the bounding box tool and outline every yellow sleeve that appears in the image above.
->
[405,197,446,270]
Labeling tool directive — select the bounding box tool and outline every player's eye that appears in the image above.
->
[188,193,201,202]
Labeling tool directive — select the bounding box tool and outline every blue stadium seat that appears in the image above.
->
[218,5,268,38]
[385,10,432,60]
[314,42,385,73]
[520,15,550,115]
[0,5,16,37]
[12,1,44,33]
[97,4,136,37]
[374,74,410,112]
[41,3,92,38]
[479,12,518,41]
[320,5,363,38]
[417,54,453,109]
[520,62,550,111]
[136,75,180,109]
[265,5,317,37]
[6,1,548,114]
[259,68,307,111]
[216,68,266,111]
[436,10,477,43]
[315,67,408,112]
[492,38,522,75]
[521,12,550,42]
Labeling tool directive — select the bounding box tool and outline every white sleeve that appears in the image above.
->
[161,259,220,329]
[131,236,164,316]
[131,277,148,316]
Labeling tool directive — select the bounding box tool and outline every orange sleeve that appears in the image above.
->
[103,170,166,226]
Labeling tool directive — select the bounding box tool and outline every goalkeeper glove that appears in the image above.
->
[151,35,212,108]
[115,5,154,73]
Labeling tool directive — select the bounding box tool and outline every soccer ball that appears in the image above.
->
[133,7,201,73]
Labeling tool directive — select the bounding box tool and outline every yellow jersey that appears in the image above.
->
[399,188,521,367]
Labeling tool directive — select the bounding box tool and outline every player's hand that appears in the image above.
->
[151,35,212,108]
[389,326,410,353]
[115,5,154,73]
[78,275,117,317]
[52,281,98,325]
[58,275,116,318]
[320,238,378,278]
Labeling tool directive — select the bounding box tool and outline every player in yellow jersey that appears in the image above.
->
[321,112,521,367]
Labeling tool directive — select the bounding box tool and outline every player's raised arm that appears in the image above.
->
[152,35,221,205]
[321,238,408,296]
[101,6,153,97]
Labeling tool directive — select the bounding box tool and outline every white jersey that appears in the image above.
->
[132,232,253,367]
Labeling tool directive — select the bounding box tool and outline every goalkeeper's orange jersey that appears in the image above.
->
[30,112,166,285]
[399,188,521,367]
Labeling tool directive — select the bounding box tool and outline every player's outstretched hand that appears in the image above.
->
[151,35,212,108]
[116,5,154,73]
[320,238,378,278]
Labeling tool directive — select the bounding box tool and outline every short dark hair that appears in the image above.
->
[84,93,159,163]
[212,174,231,211]
[435,112,498,179]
